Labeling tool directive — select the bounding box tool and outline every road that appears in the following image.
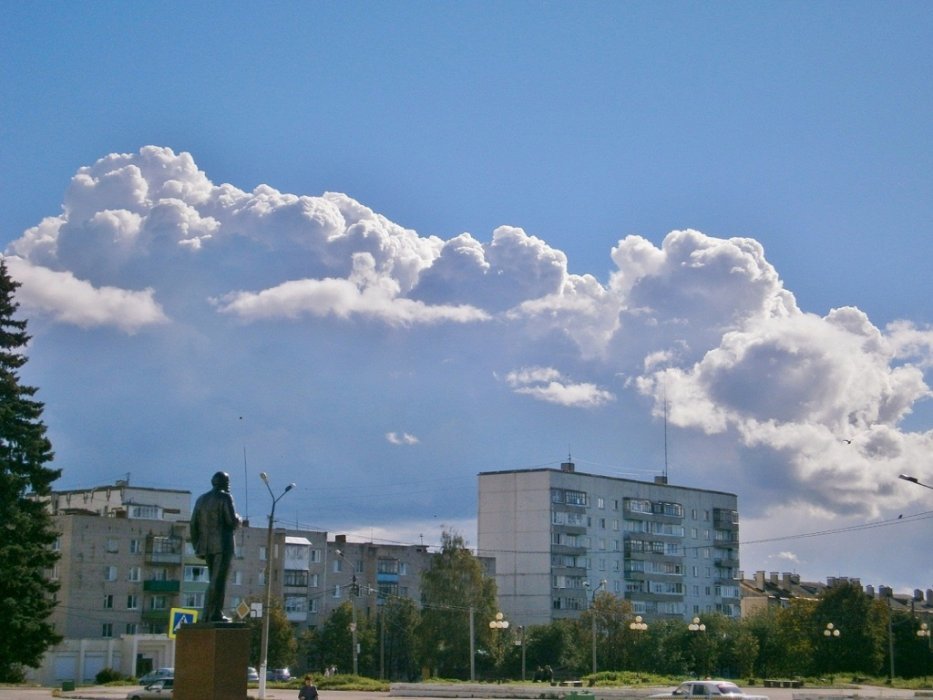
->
[0,684,920,700]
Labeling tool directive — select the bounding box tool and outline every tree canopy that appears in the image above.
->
[0,259,62,680]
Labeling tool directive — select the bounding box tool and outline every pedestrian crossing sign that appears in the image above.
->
[168,607,199,638]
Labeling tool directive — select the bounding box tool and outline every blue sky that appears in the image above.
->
[2,2,932,593]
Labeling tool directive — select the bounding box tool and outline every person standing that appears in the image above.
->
[190,471,242,622]
[299,674,319,700]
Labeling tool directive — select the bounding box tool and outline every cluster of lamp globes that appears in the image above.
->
[824,623,841,637]
[688,617,706,632]
[489,612,510,630]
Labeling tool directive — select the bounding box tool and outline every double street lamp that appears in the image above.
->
[258,473,295,700]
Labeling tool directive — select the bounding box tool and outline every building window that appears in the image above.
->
[259,546,268,561]
[378,559,400,575]
[232,571,243,585]
[309,573,319,587]
[106,538,119,553]
[149,596,167,611]
[284,570,309,587]
[564,490,587,506]
[184,565,210,583]
[104,566,117,581]
[625,498,652,514]
[130,539,142,554]
[597,497,605,509]
[310,549,321,563]
[183,592,205,609]
[127,594,139,610]
[102,623,113,638]
[333,559,342,573]
[285,596,307,614]
[126,623,138,635]
[309,598,318,613]
[103,594,114,609]
[399,562,408,575]
[130,505,160,520]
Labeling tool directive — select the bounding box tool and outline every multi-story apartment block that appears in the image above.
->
[477,462,741,627]
[34,480,442,685]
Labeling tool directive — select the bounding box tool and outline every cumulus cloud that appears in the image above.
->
[3,255,168,333]
[386,432,420,446]
[5,146,932,525]
[504,366,616,408]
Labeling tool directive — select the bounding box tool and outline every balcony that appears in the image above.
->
[144,580,180,593]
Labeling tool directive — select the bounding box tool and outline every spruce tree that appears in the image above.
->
[0,259,61,681]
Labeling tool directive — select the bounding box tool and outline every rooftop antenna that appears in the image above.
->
[662,383,669,481]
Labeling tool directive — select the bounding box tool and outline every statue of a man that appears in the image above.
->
[191,471,242,622]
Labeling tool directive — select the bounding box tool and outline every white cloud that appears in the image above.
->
[5,146,932,528]
[3,255,168,333]
[504,366,616,408]
[215,253,490,326]
[386,432,420,446]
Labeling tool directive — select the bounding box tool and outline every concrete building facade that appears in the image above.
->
[33,480,442,685]
[477,462,741,627]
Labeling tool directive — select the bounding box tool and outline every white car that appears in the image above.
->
[651,681,769,700]
[127,678,173,700]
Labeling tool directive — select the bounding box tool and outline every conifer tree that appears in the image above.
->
[0,259,61,680]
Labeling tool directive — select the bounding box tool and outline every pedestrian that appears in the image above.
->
[299,674,319,700]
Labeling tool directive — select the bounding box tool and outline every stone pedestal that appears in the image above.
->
[175,623,249,700]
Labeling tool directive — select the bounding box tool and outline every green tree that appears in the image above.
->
[245,597,298,669]
[0,260,61,681]
[381,596,421,680]
[581,591,634,672]
[815,581,886,676]
[418,530,498,679]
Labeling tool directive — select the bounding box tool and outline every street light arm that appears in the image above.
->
[900,474,933,490]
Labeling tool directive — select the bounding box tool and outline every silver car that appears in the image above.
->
[651,681,769,700]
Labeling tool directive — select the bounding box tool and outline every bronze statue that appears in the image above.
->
[190,471,242,622]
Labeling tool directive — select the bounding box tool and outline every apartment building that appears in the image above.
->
[477,462,741,627]
[35,480,440,684]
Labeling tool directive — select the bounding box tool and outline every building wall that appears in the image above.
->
[477,465,741,627]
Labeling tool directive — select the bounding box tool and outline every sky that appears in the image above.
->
[2,2,932,595]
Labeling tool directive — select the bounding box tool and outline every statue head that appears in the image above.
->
[211,471,230,491]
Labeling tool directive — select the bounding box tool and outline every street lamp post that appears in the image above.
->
[517,625,526,681]
[823,622,841,676]
[588,579,607,675]
[688,617,706,676]
[258,473,294,700]
[628,615,648,671]
[489,611,510,677]
[918,623,931,680]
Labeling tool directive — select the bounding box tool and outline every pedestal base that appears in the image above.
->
[175,623,249,700]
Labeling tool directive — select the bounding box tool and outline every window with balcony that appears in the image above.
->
[284,569,309,587]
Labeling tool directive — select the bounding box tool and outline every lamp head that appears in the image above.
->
[260,472,270,484]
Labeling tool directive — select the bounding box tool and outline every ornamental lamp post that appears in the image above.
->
[628,615,648,671]
[257,473,294,700]
[489,612,510,675]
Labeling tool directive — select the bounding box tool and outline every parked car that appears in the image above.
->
[247,666,260,682]
[127,678,173,700]
[267,668,291,681]
[650,681,769,700]
[137,668,174,685]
